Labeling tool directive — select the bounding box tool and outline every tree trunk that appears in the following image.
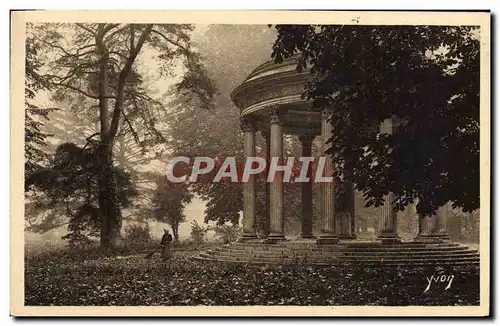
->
[172,223,180,244]
[98,141,122,248]
[118,118,126,169]
[94,25,152,248]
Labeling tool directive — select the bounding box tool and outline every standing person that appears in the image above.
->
[160,229,173,260]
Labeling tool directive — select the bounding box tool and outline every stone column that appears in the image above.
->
[266,108,286,242]
[299,134,315,239]
[418,212,428,237]
[376,117,401,243]
[240,117,257,240]
[430,205,451,242]
[336,212,352,239]
[262,130,271,237]
[347,171,356,239]
[415,213,438,242]
[415,205,450,243]
[377,193,401,243]
[338,167,356,239]
[434,205,451,241]
[344,118,356,239]
[413,198,448,243]
[317,108,339,244]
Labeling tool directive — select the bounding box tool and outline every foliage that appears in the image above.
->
[60,227,93,249]
[189,220,210,245]
[123,224,153,247]
[448,208,480,242]
[151,175,193,242]
[166,91,245,226]
[25,247,480,306]
[209,224,242,244]
[26,142,138,243]
[27,23,216,246]
[271,25,480,216]
[25,33,57,186]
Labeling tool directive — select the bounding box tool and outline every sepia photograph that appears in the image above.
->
[10,10,490,317]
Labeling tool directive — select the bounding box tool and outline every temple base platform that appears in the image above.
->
[195,239,479,266]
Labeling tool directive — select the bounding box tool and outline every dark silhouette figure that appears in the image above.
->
[160,229,173,260]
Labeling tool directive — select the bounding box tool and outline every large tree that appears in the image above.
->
[28,23,215,247]
[271,25,479,216]
[151,175,193,243]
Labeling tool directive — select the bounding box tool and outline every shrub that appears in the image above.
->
[123,224,152,247]
[190,220,209,245]
[210,224,242,244]
[61,226,95,250]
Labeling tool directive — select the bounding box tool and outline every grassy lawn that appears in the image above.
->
[25,244,480,306]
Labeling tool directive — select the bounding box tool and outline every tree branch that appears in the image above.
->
[130,25,135,52]
[76,23,99,36]
[121,111,140,144]
[150,29,188,52]
[103,23,121,34]
[52,82,102,100]
[104,25,129,44]
[95,25,111,139]
[84,132,101,148]
[125,89,164,107]
[109,25,153,139]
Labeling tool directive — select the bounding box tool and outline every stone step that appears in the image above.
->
[197,241,479,266]
[194,256,339,266]
[339,250,478,257]
[227,246,448,252]
[344,245,470,251]
[204,253,478,263]
[208,248,477,259]
[335,259,479,266]
[230,242,462,249]
[202,256,478,265]
[206,250,336,259]
[230,241,462,247]
[217,246,473,255]
[210,251,475,260]
[339,257,479,263]
[345,242,462,248]
[194,255,479,266]
[349,262,478,266]
[198,252,338,264]
[202,254,479,264]
[338,253,479,260]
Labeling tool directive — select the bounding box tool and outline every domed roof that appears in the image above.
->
[231,56,311,109]
[231,56,320,136]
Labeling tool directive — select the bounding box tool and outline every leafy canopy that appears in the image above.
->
[151,175,193,231]
[26,142,138,242]
[271,25,479,216]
